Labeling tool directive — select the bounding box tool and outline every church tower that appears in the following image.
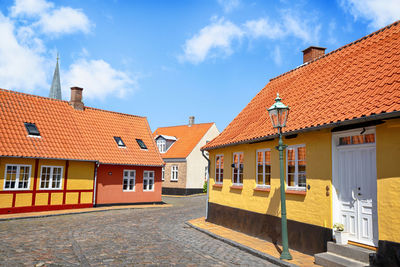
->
[49,54,62,100]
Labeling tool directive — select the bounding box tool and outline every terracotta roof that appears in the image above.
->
[203,20,400,150]
[0,89,164,166]
[153,123,214,158]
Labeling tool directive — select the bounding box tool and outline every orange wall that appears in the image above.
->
[96,164,162,204]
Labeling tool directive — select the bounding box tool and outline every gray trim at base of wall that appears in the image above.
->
[371,240,400,267]
[94,201,165,207]
[207,202,332,255]
[162,187,204,195]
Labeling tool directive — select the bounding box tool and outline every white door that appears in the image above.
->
[333,129,378,246]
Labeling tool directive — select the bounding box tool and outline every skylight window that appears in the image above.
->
[24,123,40,136]
[136,139,147,149]
[114,136,126,147]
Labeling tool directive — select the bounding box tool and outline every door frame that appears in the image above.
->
[331,126,378,246]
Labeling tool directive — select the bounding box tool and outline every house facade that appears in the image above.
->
[154,117,219,195]
[202,21,400,265]
[0,86,164,214]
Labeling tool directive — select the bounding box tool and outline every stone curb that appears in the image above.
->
[0,204,172,222]
[185,221,299,267]
[162,193,206,198]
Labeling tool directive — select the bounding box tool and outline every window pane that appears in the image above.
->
[257,165,263,176]
[257,152,263,164]
[365,134,375,143]
[220,169,224,181]
[352,135,364,144]
[233,154,238,164]
[239,153,244,164]
[288,174,295,186]
[298,175,306,187]
[339,136,351,145]
[288,149,295,161]
[288,165,295,174]
[129,180,134,190]
[257,174,263,185]
[265,174,271,185]
[298,147,306,161]
[265,151,271,163]
[123,179,128,190]
[298,164,306,173]
[265,165,271,175]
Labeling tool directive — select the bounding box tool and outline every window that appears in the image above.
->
[143,171,154,191]
[40,166,63,189]
[256,149,271,187]
[24,122,40,136]
[171,165,178,181]
[162,167,165,181]
[4,164,31,190]
[157,139,166,153]
[339,133,375,146]
[215,155,224,184]
[286,145,306,189]
[136,139,147,149]
[123,170,136,191]
[232,152,244,185]
[114,136,126,147]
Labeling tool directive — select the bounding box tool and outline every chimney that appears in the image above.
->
[302,46,326,64]
[70,87,84,110]
[188,116,195,127]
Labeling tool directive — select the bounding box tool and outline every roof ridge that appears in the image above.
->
[270,20,400,82]
[84,106,145,118]
[155,122,214,129]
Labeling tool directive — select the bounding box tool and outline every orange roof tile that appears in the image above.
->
[153,123,214,158]
[203,21,400,150]
[0,89,164,166]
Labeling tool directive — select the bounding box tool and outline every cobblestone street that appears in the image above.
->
[0,195,276,266]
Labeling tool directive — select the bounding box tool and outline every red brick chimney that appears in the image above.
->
[302,46,326,64]
[70,87,84,110]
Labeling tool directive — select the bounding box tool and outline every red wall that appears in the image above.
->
[96,164,162,205]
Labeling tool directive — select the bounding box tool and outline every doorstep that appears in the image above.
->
[0,203,172,221]
[187,217,321,267]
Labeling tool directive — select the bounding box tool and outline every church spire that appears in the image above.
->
[49,53,62,100]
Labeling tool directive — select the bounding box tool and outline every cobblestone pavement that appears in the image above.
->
[0,195,276,266]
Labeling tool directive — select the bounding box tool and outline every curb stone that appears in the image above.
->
[185,221,299,267]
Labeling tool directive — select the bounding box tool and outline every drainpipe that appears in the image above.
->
[92,161,99,207]
[202,150,210,220]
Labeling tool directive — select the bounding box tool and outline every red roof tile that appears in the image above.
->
[153,123,214,158]
[204,21,400,150]
[0,89,164,166]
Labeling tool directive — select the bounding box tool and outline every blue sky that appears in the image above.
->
[0,0,399,132]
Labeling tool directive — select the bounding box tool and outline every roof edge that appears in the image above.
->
[202,111,400,151]
[0,155,97,162]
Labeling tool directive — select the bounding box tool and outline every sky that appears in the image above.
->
[0,0,399,132]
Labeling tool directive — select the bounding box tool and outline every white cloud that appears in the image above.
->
[180,18,244,64]
[271,46,282,66]
[11,0,53,17]
[63,59,137,100]
[217,0,240,13]
[0,13,48,92]
[37,7,90,35]
[341,0,400,29]
[244,18,285,39]
[281,11,321,43]
[11,0,91,36]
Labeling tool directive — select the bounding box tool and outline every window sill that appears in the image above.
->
[213,183,223,188]
[286,189,306,195]
[230,185,243,190]
[170,180,178,182]
[254,187,271,192]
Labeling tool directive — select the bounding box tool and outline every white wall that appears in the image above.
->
[186,123,220,189]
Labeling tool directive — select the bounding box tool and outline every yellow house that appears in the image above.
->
[202,21,400,265]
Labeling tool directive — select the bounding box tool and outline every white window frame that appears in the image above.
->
[215,154,224,184]
[161,167,165,181]
[286,144,306,191]
[3,164,32,190]
[143,171,155,191]
[123,170,136,192]
[256,149,271,188]
[171,165,178,181]
[157,139,166,153]
[232,152,244,185]
[39,166,63,190]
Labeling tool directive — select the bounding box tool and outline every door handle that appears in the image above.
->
[351,190,357,201]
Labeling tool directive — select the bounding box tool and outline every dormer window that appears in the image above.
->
[114,136,126,147]
[24,122,40,136]
[136,139,147,149]
[157,139,166,153]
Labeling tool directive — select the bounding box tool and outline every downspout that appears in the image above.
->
[202,150,210,220]
[92,161,99,207]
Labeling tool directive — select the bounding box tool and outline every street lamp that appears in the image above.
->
[267,93,292,260]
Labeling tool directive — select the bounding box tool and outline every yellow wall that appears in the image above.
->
[0,157,95,209]
[376,118,400,243]
[209,129,332,228]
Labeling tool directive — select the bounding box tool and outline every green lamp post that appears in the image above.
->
[267,93,292,260]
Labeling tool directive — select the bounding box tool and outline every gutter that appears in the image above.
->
[202,111,400,151]
[202,150,210,220]
[93,161,100,206]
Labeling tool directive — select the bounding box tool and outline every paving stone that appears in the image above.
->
[0,195,276,266]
